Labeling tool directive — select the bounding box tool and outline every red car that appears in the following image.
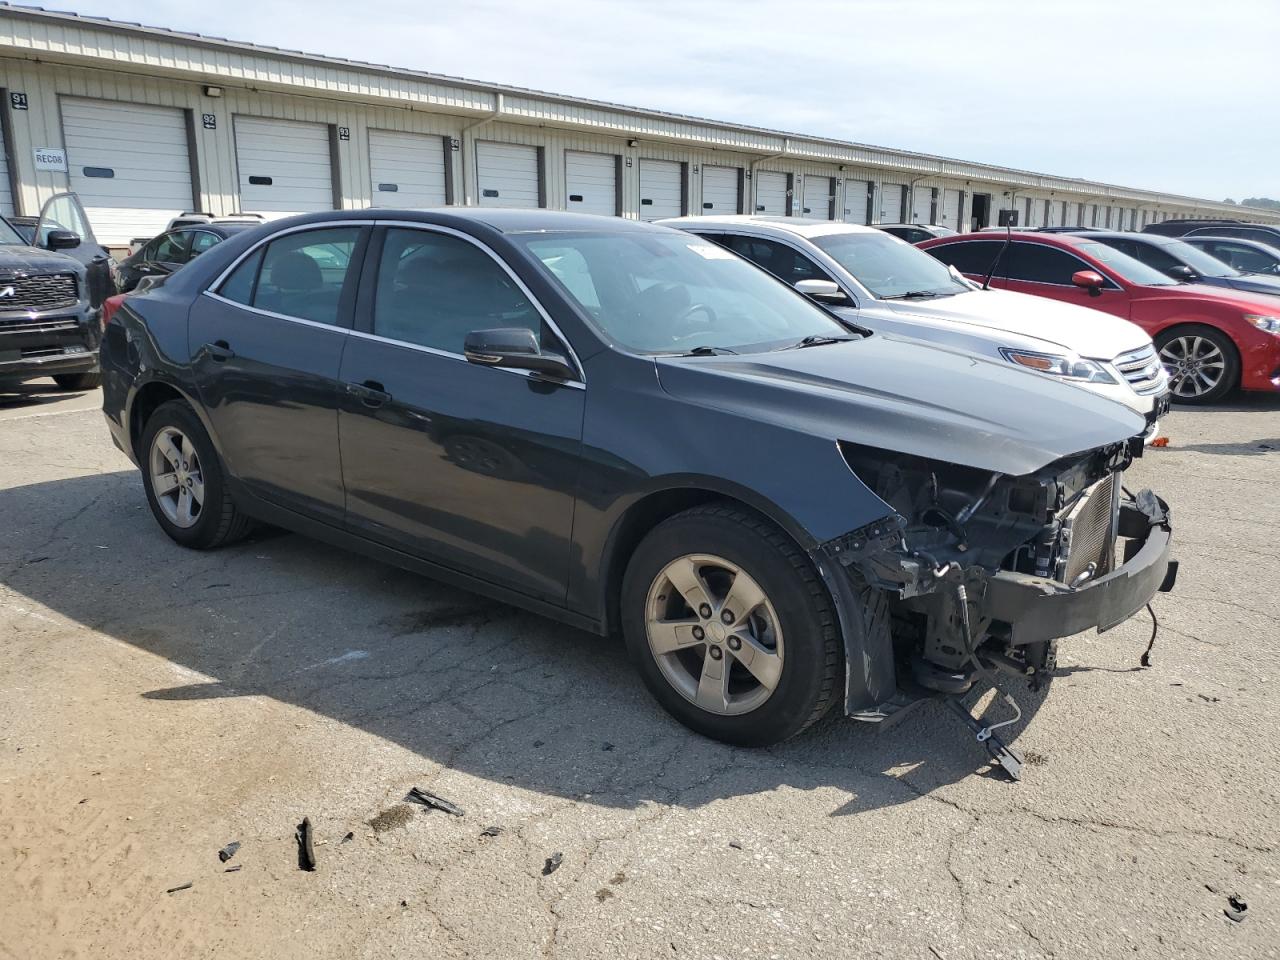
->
[919,231,1280,404]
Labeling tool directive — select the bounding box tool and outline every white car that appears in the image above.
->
[659,216,1170,435]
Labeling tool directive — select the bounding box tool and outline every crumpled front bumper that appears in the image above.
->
[984,489,1176,645]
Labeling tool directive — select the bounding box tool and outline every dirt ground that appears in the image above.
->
[1,378,1277,960]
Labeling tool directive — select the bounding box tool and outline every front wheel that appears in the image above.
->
[621,503,857,747]
[1157,324,1238,404]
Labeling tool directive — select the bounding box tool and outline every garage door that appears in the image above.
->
[941,189,962,231]
[843,181,871,224]
[565,151,617,217]
[879,183,905,223]
[639,159,682,220]
[61,98,193,245]
[0,124,12,217]
[235,116,334,217]
[701,165,740,215]
[801,176,833,219]
[754,170,788,215]
[910,186,934,224]
[368,130,447,209]
[476,141,540,209]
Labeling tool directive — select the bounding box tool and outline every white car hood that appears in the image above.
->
[875,287,1150,359]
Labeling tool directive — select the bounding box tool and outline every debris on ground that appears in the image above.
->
[1197,693,1221,703]
[610,870,627,885]
[217,841,241,863]
[1225,893,1248,922]
[1150,437,1170,448]
[543,852,563,876]
[224,865,242,873]
[595,888,615,902]
[480,825,503,838]
[533,740,544,747]
[368,804,415,833]
[296,817,316,872]
[341,831,354,843]
[728,840,743,850]
[165,881,193,894]
[602,742,615,751]
[1023,749,1049,766]
[404,787,464,816]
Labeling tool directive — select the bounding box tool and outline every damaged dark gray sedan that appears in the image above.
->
[100,210,1176,756]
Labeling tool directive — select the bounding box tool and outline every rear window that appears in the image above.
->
[924,240,1007,276]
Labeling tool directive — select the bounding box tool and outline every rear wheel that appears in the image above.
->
[52,371,100,390]
[140,400,253,549]
[1156,324,1238,404]
[621,503,858,747]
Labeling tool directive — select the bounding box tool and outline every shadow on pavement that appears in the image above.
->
[2,469,1055,815]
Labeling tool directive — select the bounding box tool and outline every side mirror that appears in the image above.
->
[1071,270,1106,297]
[794,278,848,303]
[46,229,81,251]
[1166,264,1197,281]
[464,327,576,381]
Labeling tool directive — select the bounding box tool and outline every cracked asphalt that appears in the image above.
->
[1,378,1277,960]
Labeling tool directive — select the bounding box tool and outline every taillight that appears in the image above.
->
[101,293,127,330]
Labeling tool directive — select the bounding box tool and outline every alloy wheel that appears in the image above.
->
[149,426,205,528]
[644,554,784,716]
[1159,335,1225,399]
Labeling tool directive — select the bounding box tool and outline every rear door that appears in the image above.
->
[190,223,369,524]
[34,192,113,308]
[337,225,584,601]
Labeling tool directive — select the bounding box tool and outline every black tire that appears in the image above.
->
[1155,324,1239,405]
[52,371,101,390]
[621,503,874,747]
[140,399,253,549]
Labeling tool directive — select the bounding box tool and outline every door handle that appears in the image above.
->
[205,340,235,362]
[347,379,392,407]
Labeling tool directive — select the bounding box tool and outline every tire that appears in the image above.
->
[1156,324,1239,405]
[53,371,101,390]
[621,503,867,747]
[140,399,253,549]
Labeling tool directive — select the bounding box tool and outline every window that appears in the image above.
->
[189,231,223,257]
[1005,242,1091,285]
[1124,242,1182,274]
[1212,242,1278,274]
[372,228,542,354]
[925,240,1008,277]
[813,231,969,299]
[718,235,834,286]
[152,232,193,264]
[216,227,361,325]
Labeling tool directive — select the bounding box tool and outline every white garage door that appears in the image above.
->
[941,189,962,230]
[879,183,906,223]
[0,124,12,216]
[754,170,788,215]
[565,151,617,217]
[61,98,193,245]
[476,141,540,208]
[235,116,334,217]
[368,130,447,209]
[639,159,682,220]
[843,181,871,224]
[910,186,934,224]
[801,176,833,219]
[701,165,740,215]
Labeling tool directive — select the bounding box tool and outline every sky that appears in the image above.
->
[34,0,1280,202]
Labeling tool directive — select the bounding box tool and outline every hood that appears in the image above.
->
[1222,273,1280,297]
[0,244,87,276]
[874,287,1150,358]
[655,333,1146,477]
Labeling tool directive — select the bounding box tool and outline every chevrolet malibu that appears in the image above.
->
[101,210,1176,750]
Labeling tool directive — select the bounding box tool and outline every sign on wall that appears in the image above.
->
[33,147,68,172]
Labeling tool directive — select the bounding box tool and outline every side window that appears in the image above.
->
[152,232,193,264]
[139,236,163,261]
[1219,243,1274,273]
[189,231,222,257]
[251,227,363,325]
[218,248,265,306]
[1129,244,1181,273]
[926,241,1006,276]
[372,228,542,354]
[722,235,833,285]
[1005,243,1086,285]
[1242,229,1280,248]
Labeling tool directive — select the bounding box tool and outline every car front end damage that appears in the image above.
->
[812,433,1176,771]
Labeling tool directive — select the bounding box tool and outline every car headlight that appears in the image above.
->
[998,348,1118,384]
[1244,314,1280,335]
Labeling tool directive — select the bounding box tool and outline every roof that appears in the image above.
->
[274,207,668,234]
[0,1,1273,219]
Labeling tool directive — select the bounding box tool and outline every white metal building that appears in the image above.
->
[0,3,1274,249]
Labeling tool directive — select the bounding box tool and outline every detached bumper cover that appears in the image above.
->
[985,490,1176,645]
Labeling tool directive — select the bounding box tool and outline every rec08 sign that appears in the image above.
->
[34,147,68,172]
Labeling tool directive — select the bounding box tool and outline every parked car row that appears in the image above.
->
[98,208,1179,758]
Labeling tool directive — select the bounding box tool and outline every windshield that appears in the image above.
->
[811,231,969,299]
[0,216,27,246]
[518,232,852,354]
[1076,242,1179,286]
[1159,239,1239,278]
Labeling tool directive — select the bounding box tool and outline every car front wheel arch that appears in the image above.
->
[1154,321,1241,404]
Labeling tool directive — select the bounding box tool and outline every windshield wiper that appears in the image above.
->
[881,290,945,300]
[681,345,738,356]
[791,335,858,349]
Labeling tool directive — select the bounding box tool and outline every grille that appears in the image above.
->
[0,274,80,311]
[0,316,79,334]
[1060,472,1119,586]
[1113,344,1167,396]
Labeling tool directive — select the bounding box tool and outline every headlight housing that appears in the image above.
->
[1244,314,1280,335]
[999,348,1118,384]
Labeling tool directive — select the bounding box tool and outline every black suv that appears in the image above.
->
[1,194,115,391]
[1144,218,1280,248]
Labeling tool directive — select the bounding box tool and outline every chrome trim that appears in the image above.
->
[346,328,585,390]
[201,291,351,332]
[1111,343,1168,397]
